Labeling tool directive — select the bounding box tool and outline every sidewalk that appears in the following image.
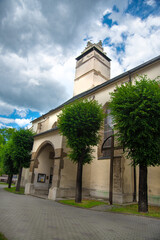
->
[0,186,160,240]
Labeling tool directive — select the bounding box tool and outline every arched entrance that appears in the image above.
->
[32,141,55,197]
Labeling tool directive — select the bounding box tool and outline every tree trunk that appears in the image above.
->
[16,166,23,191]
[8,174,13,188]
[138,164,148,212]
[75,159,83,203]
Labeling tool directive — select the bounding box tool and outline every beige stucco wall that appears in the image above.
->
[21,168,30,187]
[89,158,110,198]
[75,50,110,79]
[74,71,96,95]
[59,157,77,189]
[148,166,160,205]
[59,145,110,199]
[74,50,110,96]
[32,110,61,134]
[32,130,62,153]
[122,156,134,202]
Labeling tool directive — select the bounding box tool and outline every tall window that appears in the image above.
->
[103,109,113,158]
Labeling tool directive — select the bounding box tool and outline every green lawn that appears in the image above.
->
[59,200,160,218]
[4,186,24,195]
[0,182,15,186]
[108,204,160,218]
[59,199,108,208]
[0,233,8,240]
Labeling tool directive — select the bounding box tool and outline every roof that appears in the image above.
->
[76,45,111,62]
[34,127,58,138]
[32,54,160,123]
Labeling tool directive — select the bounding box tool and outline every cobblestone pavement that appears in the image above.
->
[0,185,160,240]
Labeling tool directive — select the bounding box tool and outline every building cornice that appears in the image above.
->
[34,127,58,137]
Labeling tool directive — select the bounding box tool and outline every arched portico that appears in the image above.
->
[31,141,55,196]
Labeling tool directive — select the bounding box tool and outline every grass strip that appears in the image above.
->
[0,182,15,186]
[59,200,160,218]
[59,199,108,208]
[108,204,160,218]
[0,233,8,240]
[4,186,24,195]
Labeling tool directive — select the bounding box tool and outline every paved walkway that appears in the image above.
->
[0,185,160,240]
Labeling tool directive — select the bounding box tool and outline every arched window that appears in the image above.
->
[52,121,57,129]
[103,109,113,158]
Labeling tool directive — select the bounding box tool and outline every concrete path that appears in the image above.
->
[0,185,160,240]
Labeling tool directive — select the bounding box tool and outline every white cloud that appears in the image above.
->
[103,8,112,15]
[15,118,31,127]
[119,16,160,70]
[145,0,156,7]
[0,118,15,124]
[0,123,10,128]
[0,101,15,116]
[0,117,32,127]
[87,7,160,76]
[25,123,32,129]
[15,109,28,118]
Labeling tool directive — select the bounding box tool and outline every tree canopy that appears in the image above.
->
[2,140,19,187]
[12,128,34,169]
[3,140,18,175]
[58,99,104,164]
[0,128,34,189]
[11,128,34,191]
[0,128,16,176]
[109,75,160,167]
[0,128,16,144]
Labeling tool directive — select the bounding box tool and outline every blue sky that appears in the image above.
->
[0,0,160,129]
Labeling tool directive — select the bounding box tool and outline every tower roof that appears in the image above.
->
[76,41,111,62]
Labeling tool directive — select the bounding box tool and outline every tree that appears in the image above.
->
[12,129,34,191]
[0,128,16,144]
[58,99,104,203]
[0,128,16,176]
[0,143,4,176]
[109,75,160,212]
[2,141,19,188]
[0,134,5,145]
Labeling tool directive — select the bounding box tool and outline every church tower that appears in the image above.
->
[73,41,111,96]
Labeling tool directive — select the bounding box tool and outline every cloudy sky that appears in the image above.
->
[0,0,160,129]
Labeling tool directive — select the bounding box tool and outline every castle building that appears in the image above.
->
[24,42,160,205]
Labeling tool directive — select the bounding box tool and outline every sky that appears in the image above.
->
[0,0,160,129]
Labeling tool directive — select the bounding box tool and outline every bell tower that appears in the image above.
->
[73,41,111,96]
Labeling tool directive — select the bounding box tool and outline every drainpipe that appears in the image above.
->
[128,72,137,202]
[109,135,114,205]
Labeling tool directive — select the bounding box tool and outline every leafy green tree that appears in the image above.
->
[109,75,160,212]
[58,99,104,203]
[0,134,5,145]
[12,129,34,191]
[0,128,16,144]
[2,141,19,188]
[0,144,4,176]
[0,128,16,176]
